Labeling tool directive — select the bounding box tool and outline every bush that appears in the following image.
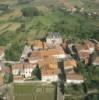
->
[3,73,13,84]
[0,4,8,11]
[21,7,40,17]
[17,0,32,4]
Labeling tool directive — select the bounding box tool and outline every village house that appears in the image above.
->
[64,59,76,71]
[39,57,84,84]
[39,59,58,82]
[30,40,47,50]
[12,63,23,76]
[20,44,32,62]
[39,58,79,83]
[28,47,65,63]
[46,32,62,48]
[74,40,96,64]
[37,50,81,83]
[67,6,77,13]
[66,72,84,84]
[12,63,37,82]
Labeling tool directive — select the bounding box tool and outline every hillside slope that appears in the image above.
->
[0,0,99,46]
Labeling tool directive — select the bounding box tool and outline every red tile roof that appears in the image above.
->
[67,73,84,80]
[64,60,76,68]
[12,63,37,70]
[30,48,65,61]
[30,40,46,49]
[79,50,89,59]
[2,67,11,73]
[12,63,23,70]
[13,76,24,81]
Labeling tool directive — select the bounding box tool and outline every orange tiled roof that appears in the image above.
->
[75,41,95,51]
[67,73,84,80]
[79,50,89,59]
[75,43,84,50]
[12,63,37,70]
[64,60,77,68]
[30,40,46,48]
[39,59,57,76]
[12,63,23,70]
[24,63,37,69]
[13,76,24,81]
[2,67,11,73]
[30,51,41,58]
[41,68,57,76]
[40,59,77,76]
[30,48,65,59]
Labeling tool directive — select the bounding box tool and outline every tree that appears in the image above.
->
[3,73,13,84]
[5,41,25,61]
[3,63,13,84]
[40,35,47,50]
[31,64,41,80]
[21,7,40,17]
[17,0,31,4]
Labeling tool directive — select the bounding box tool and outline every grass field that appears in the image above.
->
[13,82,56,100]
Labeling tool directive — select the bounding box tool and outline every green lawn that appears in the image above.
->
[13,82,56,100]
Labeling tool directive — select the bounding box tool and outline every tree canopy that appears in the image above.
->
[21,7,40,17]
[5,41,25,61]
[31,64,42,80]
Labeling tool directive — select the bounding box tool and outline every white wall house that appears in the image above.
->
[67,79,84,84]
[46,32,62,48]
[12,69,20,76]
[42,75,58,82]
[12,63,37,79]
[12,64,24,76]
[24,64,36,78]
[20,45,32,62]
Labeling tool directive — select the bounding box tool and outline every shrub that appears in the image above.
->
[21,7,40,17]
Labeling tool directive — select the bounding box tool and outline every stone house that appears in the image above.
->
[46,32,62,48]
[12,63,37,79]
